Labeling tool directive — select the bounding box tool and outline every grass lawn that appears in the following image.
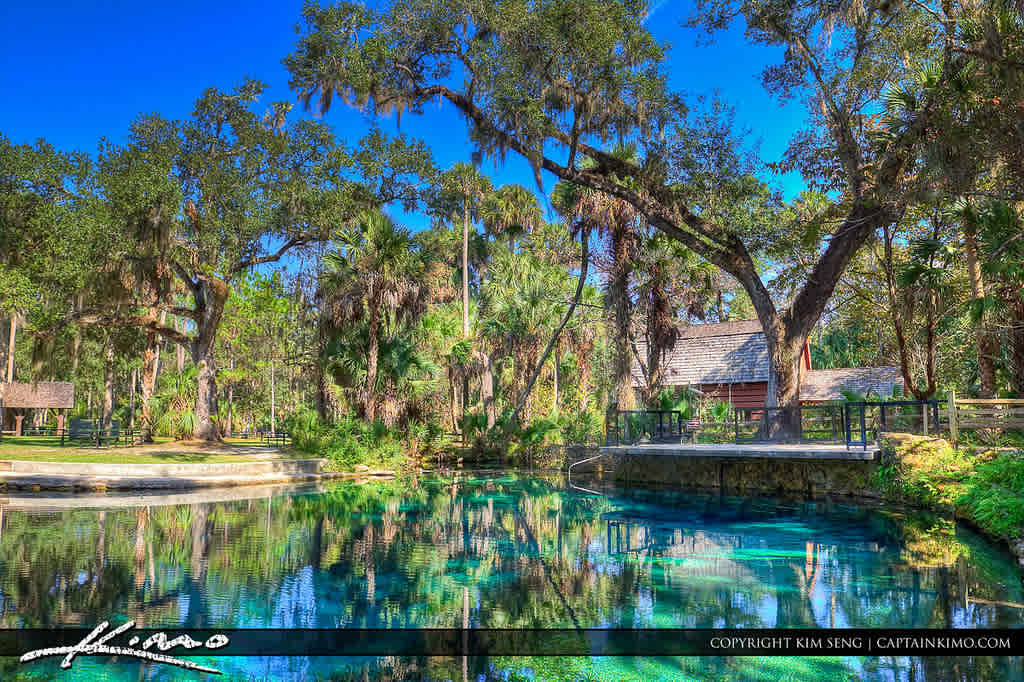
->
[0,436,304,464]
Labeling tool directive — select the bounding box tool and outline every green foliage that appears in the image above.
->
[649,387,695,419]
[875,435,1024,542]
[150,369,199,440]
[956,455,1024,541]
[286,409,409,471]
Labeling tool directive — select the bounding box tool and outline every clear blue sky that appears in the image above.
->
[0,1,806,230]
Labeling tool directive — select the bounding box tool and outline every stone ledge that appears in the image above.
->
[0,469,394,491]
[0,458,327,476]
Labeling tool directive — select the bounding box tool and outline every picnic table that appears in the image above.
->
[258,431,290,446]
[61,427,139,447]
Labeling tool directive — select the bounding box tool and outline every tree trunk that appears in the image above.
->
[964,227,997,397]
[462,202,471,338]
[129,367,136,430]
[102,334,115,430]
[609,225,635,409]
[191,276,228,441]
[0,318,7,382]
[6,312,16,383]
[365,311,380,422]
[740,202,901,409]
[481,351,496,428]
[1012,296,1024,398]
[139,324,160,443]
[882,224,927,400]
[176,318,186,373]
[552,344,559,414]
[225,356,234,437]
[269,356,276,434]
[461,201,471,440]
[226,384,233,437]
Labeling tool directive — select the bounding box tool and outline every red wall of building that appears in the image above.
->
[698,382,769,409]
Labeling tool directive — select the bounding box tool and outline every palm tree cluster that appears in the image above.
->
[308,162,748,442]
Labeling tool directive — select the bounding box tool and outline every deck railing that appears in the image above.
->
[606,400,942,448]
[605,408,684,446]
[734,403,847,445]
[844,400,942,447]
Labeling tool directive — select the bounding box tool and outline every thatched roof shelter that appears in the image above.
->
[0,382,75,409]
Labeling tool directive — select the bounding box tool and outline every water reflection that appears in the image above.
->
[0,474,1021,680]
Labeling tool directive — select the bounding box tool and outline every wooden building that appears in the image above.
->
[0,381,75,435]
[632,320,902,407]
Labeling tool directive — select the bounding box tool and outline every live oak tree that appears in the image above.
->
[285,0,945,410]
[64,80,434,440]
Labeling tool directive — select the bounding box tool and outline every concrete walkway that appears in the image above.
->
[599,442,878,460]
[0,458,395,491]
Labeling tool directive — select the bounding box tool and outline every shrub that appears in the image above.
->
[876,434,1024,542]
[286,409,410,472]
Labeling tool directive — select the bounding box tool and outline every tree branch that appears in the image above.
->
[48,308,193,347]
[509,226,590,426]
[232,235,314,276]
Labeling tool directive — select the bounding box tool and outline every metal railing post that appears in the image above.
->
[948,391,958,445]
[860,404,867,450]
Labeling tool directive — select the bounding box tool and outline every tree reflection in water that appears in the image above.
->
[0,474,1021,680]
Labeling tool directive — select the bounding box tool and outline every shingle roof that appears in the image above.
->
[800,368,904,401]
[633,322,904,399]
[0,382,75,409]
[632,320,770,386]
[677,320,764,339]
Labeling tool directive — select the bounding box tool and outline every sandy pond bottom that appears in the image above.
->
[0,472,1021,680]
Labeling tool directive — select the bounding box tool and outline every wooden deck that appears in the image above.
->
[599,442,878,461]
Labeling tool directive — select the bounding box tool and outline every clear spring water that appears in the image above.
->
[0,473,1021,680]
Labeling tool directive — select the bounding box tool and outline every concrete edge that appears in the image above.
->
[0,469,395,492]
[0,458,329,476]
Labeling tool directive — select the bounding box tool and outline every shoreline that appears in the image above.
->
[4,435,1022,571]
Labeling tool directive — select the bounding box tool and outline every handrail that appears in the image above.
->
[567,451,610,496]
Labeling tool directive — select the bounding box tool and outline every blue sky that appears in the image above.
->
[0,1,807,230]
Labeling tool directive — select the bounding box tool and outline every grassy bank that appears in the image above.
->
[874,434,1024,550]
[0,436,301,464]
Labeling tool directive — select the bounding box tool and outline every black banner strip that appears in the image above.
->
[2,628,1022,657]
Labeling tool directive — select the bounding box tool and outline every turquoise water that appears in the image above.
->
[0,473,1021,680]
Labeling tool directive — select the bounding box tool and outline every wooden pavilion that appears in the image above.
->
[0,382,75,435]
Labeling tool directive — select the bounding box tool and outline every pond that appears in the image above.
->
[0,473,1021,680]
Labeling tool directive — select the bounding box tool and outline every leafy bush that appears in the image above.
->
[875,434,1024,542]
[150,369,199,439]
[286,409,409,472]
[956,454,1024,540]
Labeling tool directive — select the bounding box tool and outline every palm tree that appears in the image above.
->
[553,164,643,410]
[481,184,542,251]
[319,211,427,421]
[631,234,720,403]
[480,252,564,422]
[438,163,493,339]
